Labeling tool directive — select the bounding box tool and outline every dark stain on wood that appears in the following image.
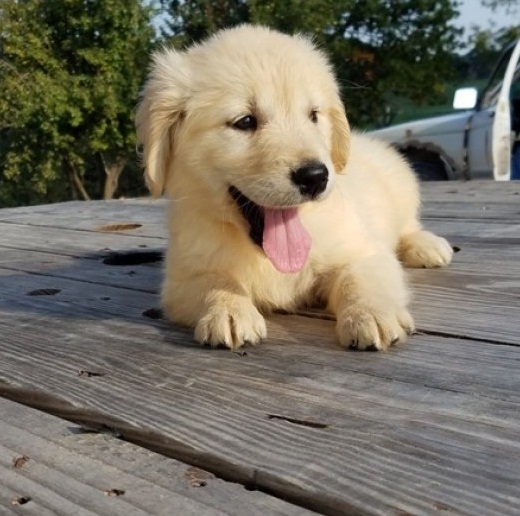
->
[12,455,29,468]
[27,288,61,296]
[78,370,105,378]
[433,501,454,511]
[102,250,163,266]
[104,488,125,497]
[11,496,32,505]
[185,466,215,487]
[142,307,163,320]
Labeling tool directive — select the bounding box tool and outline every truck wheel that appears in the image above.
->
[403,149,450,181]
[411,160,449,181]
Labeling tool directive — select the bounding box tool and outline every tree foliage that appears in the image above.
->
[0,0,155,207]
[160,0,463,126]
[2,0,512,207]
[458,24,520,81]
[482,0,519,12]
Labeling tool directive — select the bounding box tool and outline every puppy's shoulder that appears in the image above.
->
[345,131,418,192]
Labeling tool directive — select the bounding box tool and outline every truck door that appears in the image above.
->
[493,39,520,180]
[466,100,495,178]
[467,40,520,180]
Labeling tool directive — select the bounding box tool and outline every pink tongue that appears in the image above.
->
[262,208,311,273]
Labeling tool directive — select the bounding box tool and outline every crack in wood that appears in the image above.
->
[96,224,143,232]
[417,329,520,347]
[267,414,329,429]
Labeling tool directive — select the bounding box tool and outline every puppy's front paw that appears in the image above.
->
[336,305,414,351]
[194,299,267,350]
[399,230,453,268]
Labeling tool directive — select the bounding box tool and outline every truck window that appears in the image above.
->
[512,67,520,133]
[480,44,515,110]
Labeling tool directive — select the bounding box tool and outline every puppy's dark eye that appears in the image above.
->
[309,109,319,123]
[232,115,258,131]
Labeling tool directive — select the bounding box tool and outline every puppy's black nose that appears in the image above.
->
[291,161,329,199]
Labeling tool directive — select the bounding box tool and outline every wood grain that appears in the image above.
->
[2,224,520,344]
[1,181,520,515]
[0,398,311,516]
[0,198,168,236]
[1,272,520,514]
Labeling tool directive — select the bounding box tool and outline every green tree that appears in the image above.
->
[0,0,155,207]
[482,0,519,12]
[160,0,462,127]
[163,0,250,45]
[460,25,520,81]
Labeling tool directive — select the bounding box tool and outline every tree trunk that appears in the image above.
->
[70,163,90,201]
[101,154,126,200]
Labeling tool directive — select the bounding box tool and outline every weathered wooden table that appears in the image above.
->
[1,181,519,515]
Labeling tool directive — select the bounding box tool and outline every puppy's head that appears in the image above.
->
[136,25,350,272]
[137,25,350,198]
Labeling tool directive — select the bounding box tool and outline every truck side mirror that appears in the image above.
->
[453,87,478,110]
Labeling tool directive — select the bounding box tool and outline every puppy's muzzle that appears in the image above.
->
[291,161,328,199]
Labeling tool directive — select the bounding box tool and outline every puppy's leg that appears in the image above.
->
[328,253,415,351]
[162,273,267,350]
[398,230,453,268]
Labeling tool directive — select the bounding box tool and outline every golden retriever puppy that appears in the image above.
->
[136,25,453,351]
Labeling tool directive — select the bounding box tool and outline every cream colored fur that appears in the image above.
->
[136,25,453,351]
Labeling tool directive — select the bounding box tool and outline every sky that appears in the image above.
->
[154,1,518,42]
[455,0,518,34]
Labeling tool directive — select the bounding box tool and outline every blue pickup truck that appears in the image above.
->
[370,38,520,181]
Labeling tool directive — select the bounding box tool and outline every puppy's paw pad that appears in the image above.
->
[337,307,413,351]
[195,302,266,350]
[399,230,453,268]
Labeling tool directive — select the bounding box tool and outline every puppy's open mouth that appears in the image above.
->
[229,186,311,274]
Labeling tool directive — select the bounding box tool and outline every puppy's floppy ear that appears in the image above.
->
[136,48,189,197]
[329,98,351,174]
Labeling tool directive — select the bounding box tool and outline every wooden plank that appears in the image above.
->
[0,273,519,514]
[3,230,520,345]
[421,201,520,220]
[3,217,518,276]
[0,248,162,294]
[408,256,520,345]
[0,198,168,237]
[422,218,520,241]
[0,181,518,238]
[0,398,311,516]
[444,241,520,270]
[0,185,519,353]
[1,269,520,400]
[0,222,164,257]
[419,179,520,202]
[0,181,516,229]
